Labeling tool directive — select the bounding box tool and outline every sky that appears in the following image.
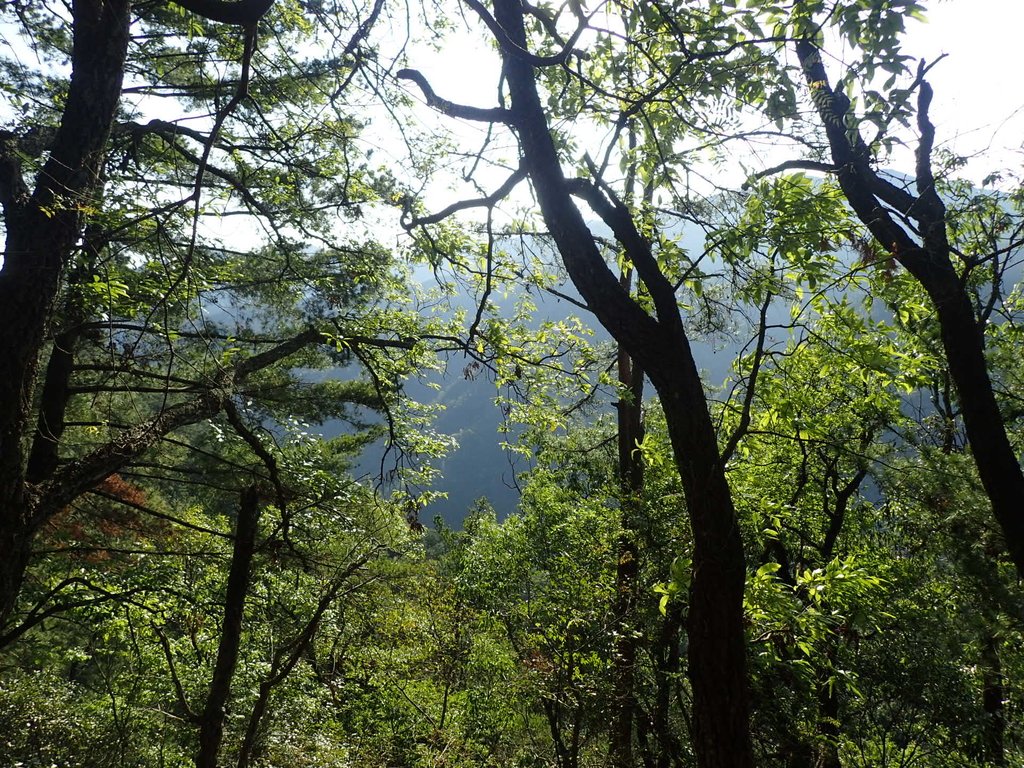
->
[896,0,1024,185]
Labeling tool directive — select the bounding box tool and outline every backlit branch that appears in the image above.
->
[397,69,513,124]
[403,164,527,228]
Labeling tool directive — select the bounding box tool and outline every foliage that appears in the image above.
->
[3,0,1024,767]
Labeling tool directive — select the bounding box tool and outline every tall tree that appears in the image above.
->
[790,38,1024,572]
[400,0,756,763]
[0,0,424,633]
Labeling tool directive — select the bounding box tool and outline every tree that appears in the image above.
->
[399,0,766,761]
[715,0,1024,572]
[793,38,1024,570]
[0,0,432,634]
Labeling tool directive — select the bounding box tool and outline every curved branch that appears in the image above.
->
[224,401,287,515]
[404,163,527,228]
[744,160,838,187]
[397,69,512,123]
[720,290,772,465]
[462,0,587,67]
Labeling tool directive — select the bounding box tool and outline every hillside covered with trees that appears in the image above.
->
[1,0,1023,766]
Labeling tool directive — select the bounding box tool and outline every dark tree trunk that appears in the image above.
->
[931,291,1024,567]
[488,2,753,765]
[981,634,1006,766]
[195,487,261,768]
[814,645,841,768]
[26,323,82,484]
[0,0,132,630]
[0,530,33,638]
[795,39,1024,573]
[0,0,290,637]
[610,347,644,768]
[659,380,751,768]
[652,600,684,768]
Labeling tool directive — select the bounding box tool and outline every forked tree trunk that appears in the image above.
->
[796,40,1024,574]
[489,1,754,764]
[0,0,133,631]
[0,0,283,639]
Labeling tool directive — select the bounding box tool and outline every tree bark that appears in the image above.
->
[195,487,262,768]
[487,1,753,764]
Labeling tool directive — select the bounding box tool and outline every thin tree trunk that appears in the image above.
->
[981,634,1006,766]
[236,560,365,768]
[195,487,261,768]
[25,323,82,484]
[814,644,841,768]
[652,600,684,768]
[610,345,644,768]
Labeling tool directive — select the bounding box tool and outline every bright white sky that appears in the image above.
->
[900,0,1024,184]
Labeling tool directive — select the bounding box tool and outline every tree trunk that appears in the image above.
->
[931,290,1024,569]
[489,2,753,764]
[652,600,684,768]
[0,0,132,630]
[814,647,841,768]
[195,487,262,768]
[610,347,644,768]
[981,634,1006,766]
[0,529,33,637]
[658,380,751,768]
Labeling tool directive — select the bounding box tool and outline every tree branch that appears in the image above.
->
[720,290,772,465]
[403,163,527,228]
[397,69,513,123]
[743,160,838,187]
[0,577,148,649]
[31,328,324,526]
[462,0,587,67]
[170,0,274,26]
[154,622,200,723]
[565,176,680,331]
[224,401,287,516]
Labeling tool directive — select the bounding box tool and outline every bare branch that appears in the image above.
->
[743,160,837,187]
[224,401,287,515]
[397,69,513,124]
[404,164,528,228]
[462,0,588,68]
[0,577,149,649]
[720,291,772,465]
[154,623,200,723]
